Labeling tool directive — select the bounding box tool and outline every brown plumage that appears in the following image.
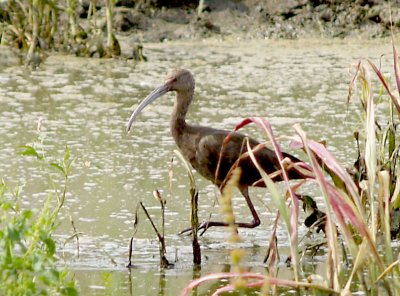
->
[127,69,305,232]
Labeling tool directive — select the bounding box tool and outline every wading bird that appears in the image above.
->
[127,69,306,232]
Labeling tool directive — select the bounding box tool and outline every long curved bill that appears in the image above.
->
[127,83,171,132]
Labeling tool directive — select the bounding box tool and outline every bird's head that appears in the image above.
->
[127,69,195,132]
[165,69,195,92]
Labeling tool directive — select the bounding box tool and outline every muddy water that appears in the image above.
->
[0,38,395,295]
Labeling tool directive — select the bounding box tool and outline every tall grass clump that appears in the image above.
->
[0,143,77,296]
[181,43,400,295]
[0,0,121,62]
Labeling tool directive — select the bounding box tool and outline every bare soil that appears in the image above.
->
[1,0,399,61]
[104,0,400,43]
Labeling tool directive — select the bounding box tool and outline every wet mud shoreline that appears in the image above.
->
[110,0,399,42]
[1,0,399,63]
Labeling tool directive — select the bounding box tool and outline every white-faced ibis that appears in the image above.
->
[127,69,305,232]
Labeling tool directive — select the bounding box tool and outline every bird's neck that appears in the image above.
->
[170,90,192,142]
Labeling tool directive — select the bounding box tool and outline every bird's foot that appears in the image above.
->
[178,226,192,236]
[178,221,213,236]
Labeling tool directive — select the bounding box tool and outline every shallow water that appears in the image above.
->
[0,38,396,295]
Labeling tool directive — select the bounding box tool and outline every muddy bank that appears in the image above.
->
[0,0,400,47]
[108,0,400,42]
[1,0,399,61]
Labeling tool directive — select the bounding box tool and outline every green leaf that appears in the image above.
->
[43,237,56,255]
[50,163,65,175]
[6,225,20,242]
[64,146,70,163]
[62,286,78,296]
[388,125,395,161]
[17,145,43,160]
[22,210,33,220]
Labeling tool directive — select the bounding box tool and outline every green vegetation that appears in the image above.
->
[174,149,201,265]
[0,0,120,63]
[0,143,77,296]
[138,193,171,268]
[181,44,400,295]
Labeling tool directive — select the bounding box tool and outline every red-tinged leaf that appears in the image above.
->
[326,182,384,271]
[235,117,303,190]
[227,117,305,280]
[293,125,384,272]
[290,138,363,214]
[347,61,362,104]
[326,183,361,241]
[222,118,254,145]
[216,118,255,180]
[227,117,314,176]
[179,272,338,296]
[233,118,254,133]
[180,272,265,296]
[289,140,348,183]
[368,59,400,113]
[293,124,349,288]
[244,140,291,228]
[326,187,350,242]
[212,280,266,296]
[393,43,400,98]
[252,117,302,281]
[264,212,280,266]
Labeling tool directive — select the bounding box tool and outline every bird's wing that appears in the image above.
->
[192,127,304,186]
[194,129,257,184]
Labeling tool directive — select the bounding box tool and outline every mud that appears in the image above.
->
[104,0,400,42]
[1,0,399,60]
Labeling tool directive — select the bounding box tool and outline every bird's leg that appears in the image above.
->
[178,186,261,236]
[237,186,261,228]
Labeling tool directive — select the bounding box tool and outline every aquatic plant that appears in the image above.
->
[138,194,171,268]
[175,149,201,265]
[180,43,400,295]
[104,0,120,57]
[0,143,77,296]
[128,148,203,268]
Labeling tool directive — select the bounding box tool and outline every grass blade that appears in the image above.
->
[392,43,400,98]
[368,59,400,113]
[180,272,338,296]
[232,117,302,281]
[293,125,385,273]
[290,139,363,215]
